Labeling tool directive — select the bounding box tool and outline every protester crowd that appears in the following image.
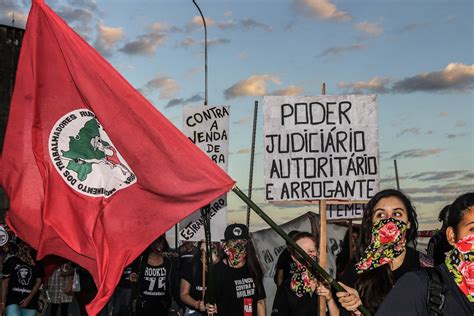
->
[0,190,472,316]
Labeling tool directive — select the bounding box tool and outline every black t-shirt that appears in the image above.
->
[180,260,207,315]
[2,256,44,309]
[132,255,180,315]
[339,247,423,316]
[271,279,319,316]
[376,264,474,315]
[179,246,197,268]
[213,260,266,316]
[137,260,171,304]
[274,249,297,284]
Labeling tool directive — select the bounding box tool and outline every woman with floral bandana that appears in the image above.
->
[336,189,432,315]
[375,192,474,315]
[271,232,339,316]
[210,223,266,316]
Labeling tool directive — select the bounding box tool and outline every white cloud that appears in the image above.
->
[355,21,383,36]
[295,0,352,22]
[270,85,304,96]
[392,63,474,93]
[94,22,124,56]
[187,16,215,32]
[224,75,281,99]
[338,77,391,93]
[144,75,179,99]
[119,33,166,55]
[389,148,445,160]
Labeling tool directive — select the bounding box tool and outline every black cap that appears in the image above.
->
[224,223,250,241]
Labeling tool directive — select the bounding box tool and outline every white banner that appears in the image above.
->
[179,105,229,241]
[263,95,380,201]
[251,212,347,315]
[327,203,366,220]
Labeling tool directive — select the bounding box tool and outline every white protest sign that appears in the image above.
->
[179,105,229,241]
[327,203,366,220]
[264,95,379,202]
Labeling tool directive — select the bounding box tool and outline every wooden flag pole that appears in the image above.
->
[201,247,206,301]
[319,83,327,316]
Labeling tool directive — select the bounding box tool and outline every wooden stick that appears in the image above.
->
[201,247,206,301]
[319,199,327,316]
[319,82,327,316]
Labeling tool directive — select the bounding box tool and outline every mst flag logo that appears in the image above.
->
[48,109,137,198]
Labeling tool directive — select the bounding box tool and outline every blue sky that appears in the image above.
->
[1,0,473,231]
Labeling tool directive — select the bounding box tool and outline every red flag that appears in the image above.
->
[0,0,234,314]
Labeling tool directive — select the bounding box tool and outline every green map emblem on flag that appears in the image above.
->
[48,109,137,198]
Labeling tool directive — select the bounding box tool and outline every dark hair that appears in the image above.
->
[285,230,300,246]
[356,265,393,314]
[245,241,265,299]
[336,226,360,277]
[358,189,418,258]
[148,235,170,254]
[447,192,474,236]
[438,204,451,224]
[288,231,317,257]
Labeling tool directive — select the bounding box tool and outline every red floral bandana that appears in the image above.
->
[222,239,248,267]
[290,254,317,297]
[356,218,407,273]
[445,233,474,302]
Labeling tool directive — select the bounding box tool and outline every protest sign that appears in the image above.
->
[179,106,230,241]
[264,95,379,202]
[327,203,366,220]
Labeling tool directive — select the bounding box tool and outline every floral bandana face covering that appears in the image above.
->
[445,233,474,302]
[290,254,318,297]
[222,239,248,267]
[356,217,407,273]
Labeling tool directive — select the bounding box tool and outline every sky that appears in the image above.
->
[1,0,473,232]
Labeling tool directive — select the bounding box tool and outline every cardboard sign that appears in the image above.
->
[179,105,230,241]
[327,203,366,220]
[264,95,379,202]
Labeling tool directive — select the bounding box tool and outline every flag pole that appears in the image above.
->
[232,186,372,316]
[192,0,208,106]
[394,159,400,190]
[192,1,214,313]
[319,83,327,316]
[246,100,258,228]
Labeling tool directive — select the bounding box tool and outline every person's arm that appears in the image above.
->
[19,277,41,308]
[180,279,205,312]
[276,269,284,286]
[317,284,340,316]
[257,299,266,316]
[335,282,362,313]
